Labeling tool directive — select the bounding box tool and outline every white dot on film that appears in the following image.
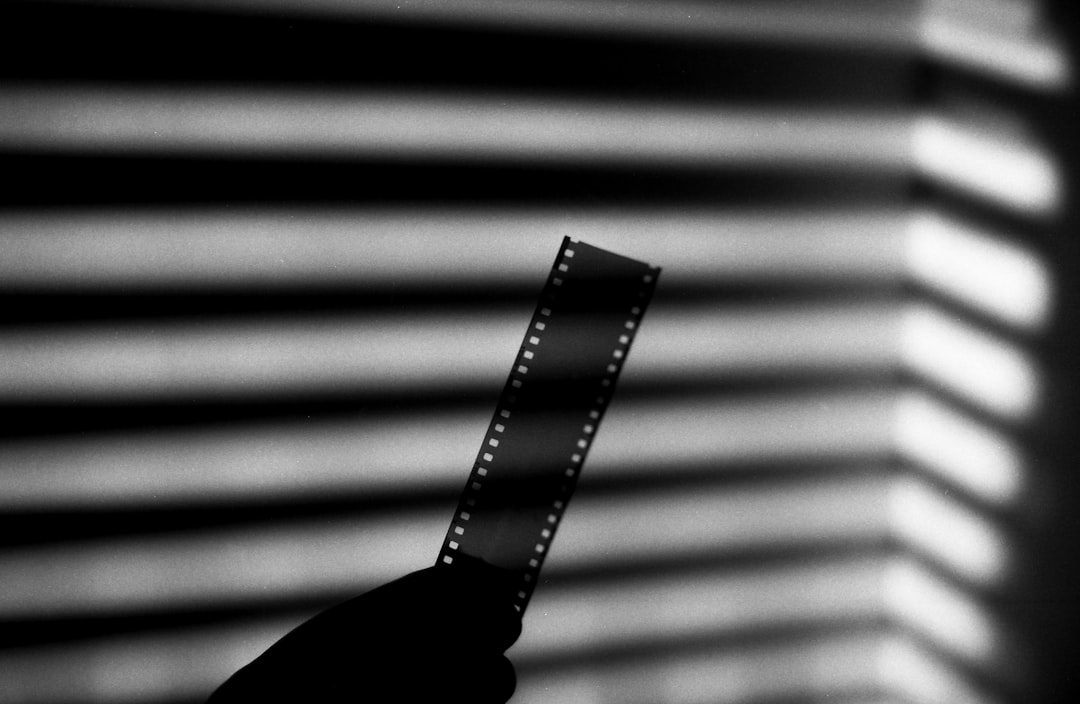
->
[523,350,534,360]
[584,425,594,434]
[571,453,581,462]
[607,364,617,373]
[553,278,563,286]
[500,409,511,418]
[514,604,522,612]
[461,511,471,520]
[454,526,465,535]
[565,249,575,257]
[472,481,482,490]
[558,263,569,272]
[511,379,523,388]
[547,514,557,523]
[483,452,493,462]
[541,528,552,538]
[577,438,588,448]
[535,321,546,331]
[488,438,499,447]
[494,423,505,433]
[619,335,629,344]
[565,468,575,477]
[443,555,454,564]
[535,544,545,553]
[589,410,600,419]
[528,335,540,345]
[625,321,636,329]
[518,590,527,599]
[517,364,528,374]
[643,274,653,283]
[541,307,551,316]
[529,558,539,568]
[554,500,564,509]
[631,306,641,315]
[477,467,488,476]
[449,541,459,550]
[613,349,624,359]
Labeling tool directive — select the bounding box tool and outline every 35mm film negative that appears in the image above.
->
[437,237,660,612]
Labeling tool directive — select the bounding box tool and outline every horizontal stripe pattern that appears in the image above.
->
[0,88,915,169]
[0,304,901,401]
[0,390,897,508]
[22,0,920,48]
[0,1,1058,702]
[0,476,891,616]
[0,208,907,289]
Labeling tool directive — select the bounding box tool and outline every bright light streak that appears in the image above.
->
[889,476,1009,586]
[0,305,898,402]
[0,618,300,703]
[549,476,890,572]
[921,0,1038,33]
[906,210,1053,331]
[514,632,885,704]
[0,626,890,704]
[900,303,1040,420]
[884,557,1002,668]
[593,390,897,471]
[517,556,884,658]
[878,633,1003,704]
[638,301,899,377]
[0,475,890,617]
[912,115,1061,216]
[0,87,911,169]
[35,0,919,49]
[0,207,907,289]
[0,512,445,616]
[893,390,1024,506]
[919,5,1071,90]
[0,409,486,509]
[0,390,896,509]
[0,313,520,401]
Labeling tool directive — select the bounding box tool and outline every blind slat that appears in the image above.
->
[33,0,919,49]
[0,390,897,508]
[0,207,1051,333]
[0,304,901,401]
[0,208,907,289]
[0,626,891,704]
[0,89,1058,214]
[0,88,914,168]
[0,476,890,616]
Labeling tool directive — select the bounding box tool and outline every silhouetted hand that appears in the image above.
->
[208,557,521,702]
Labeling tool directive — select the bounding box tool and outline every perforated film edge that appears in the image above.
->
[437,237,660,612]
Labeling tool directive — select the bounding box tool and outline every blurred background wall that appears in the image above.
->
[0,1,1077,702]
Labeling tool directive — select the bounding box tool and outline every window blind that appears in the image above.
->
[0,1,1072,703]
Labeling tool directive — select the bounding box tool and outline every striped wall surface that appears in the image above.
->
[0,1,1072,703]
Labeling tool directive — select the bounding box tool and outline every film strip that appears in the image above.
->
[437,237,660,612]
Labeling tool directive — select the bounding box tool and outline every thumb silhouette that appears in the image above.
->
[208,557,522,702]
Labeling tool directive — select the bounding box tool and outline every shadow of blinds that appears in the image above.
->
[0,1,1070,703]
